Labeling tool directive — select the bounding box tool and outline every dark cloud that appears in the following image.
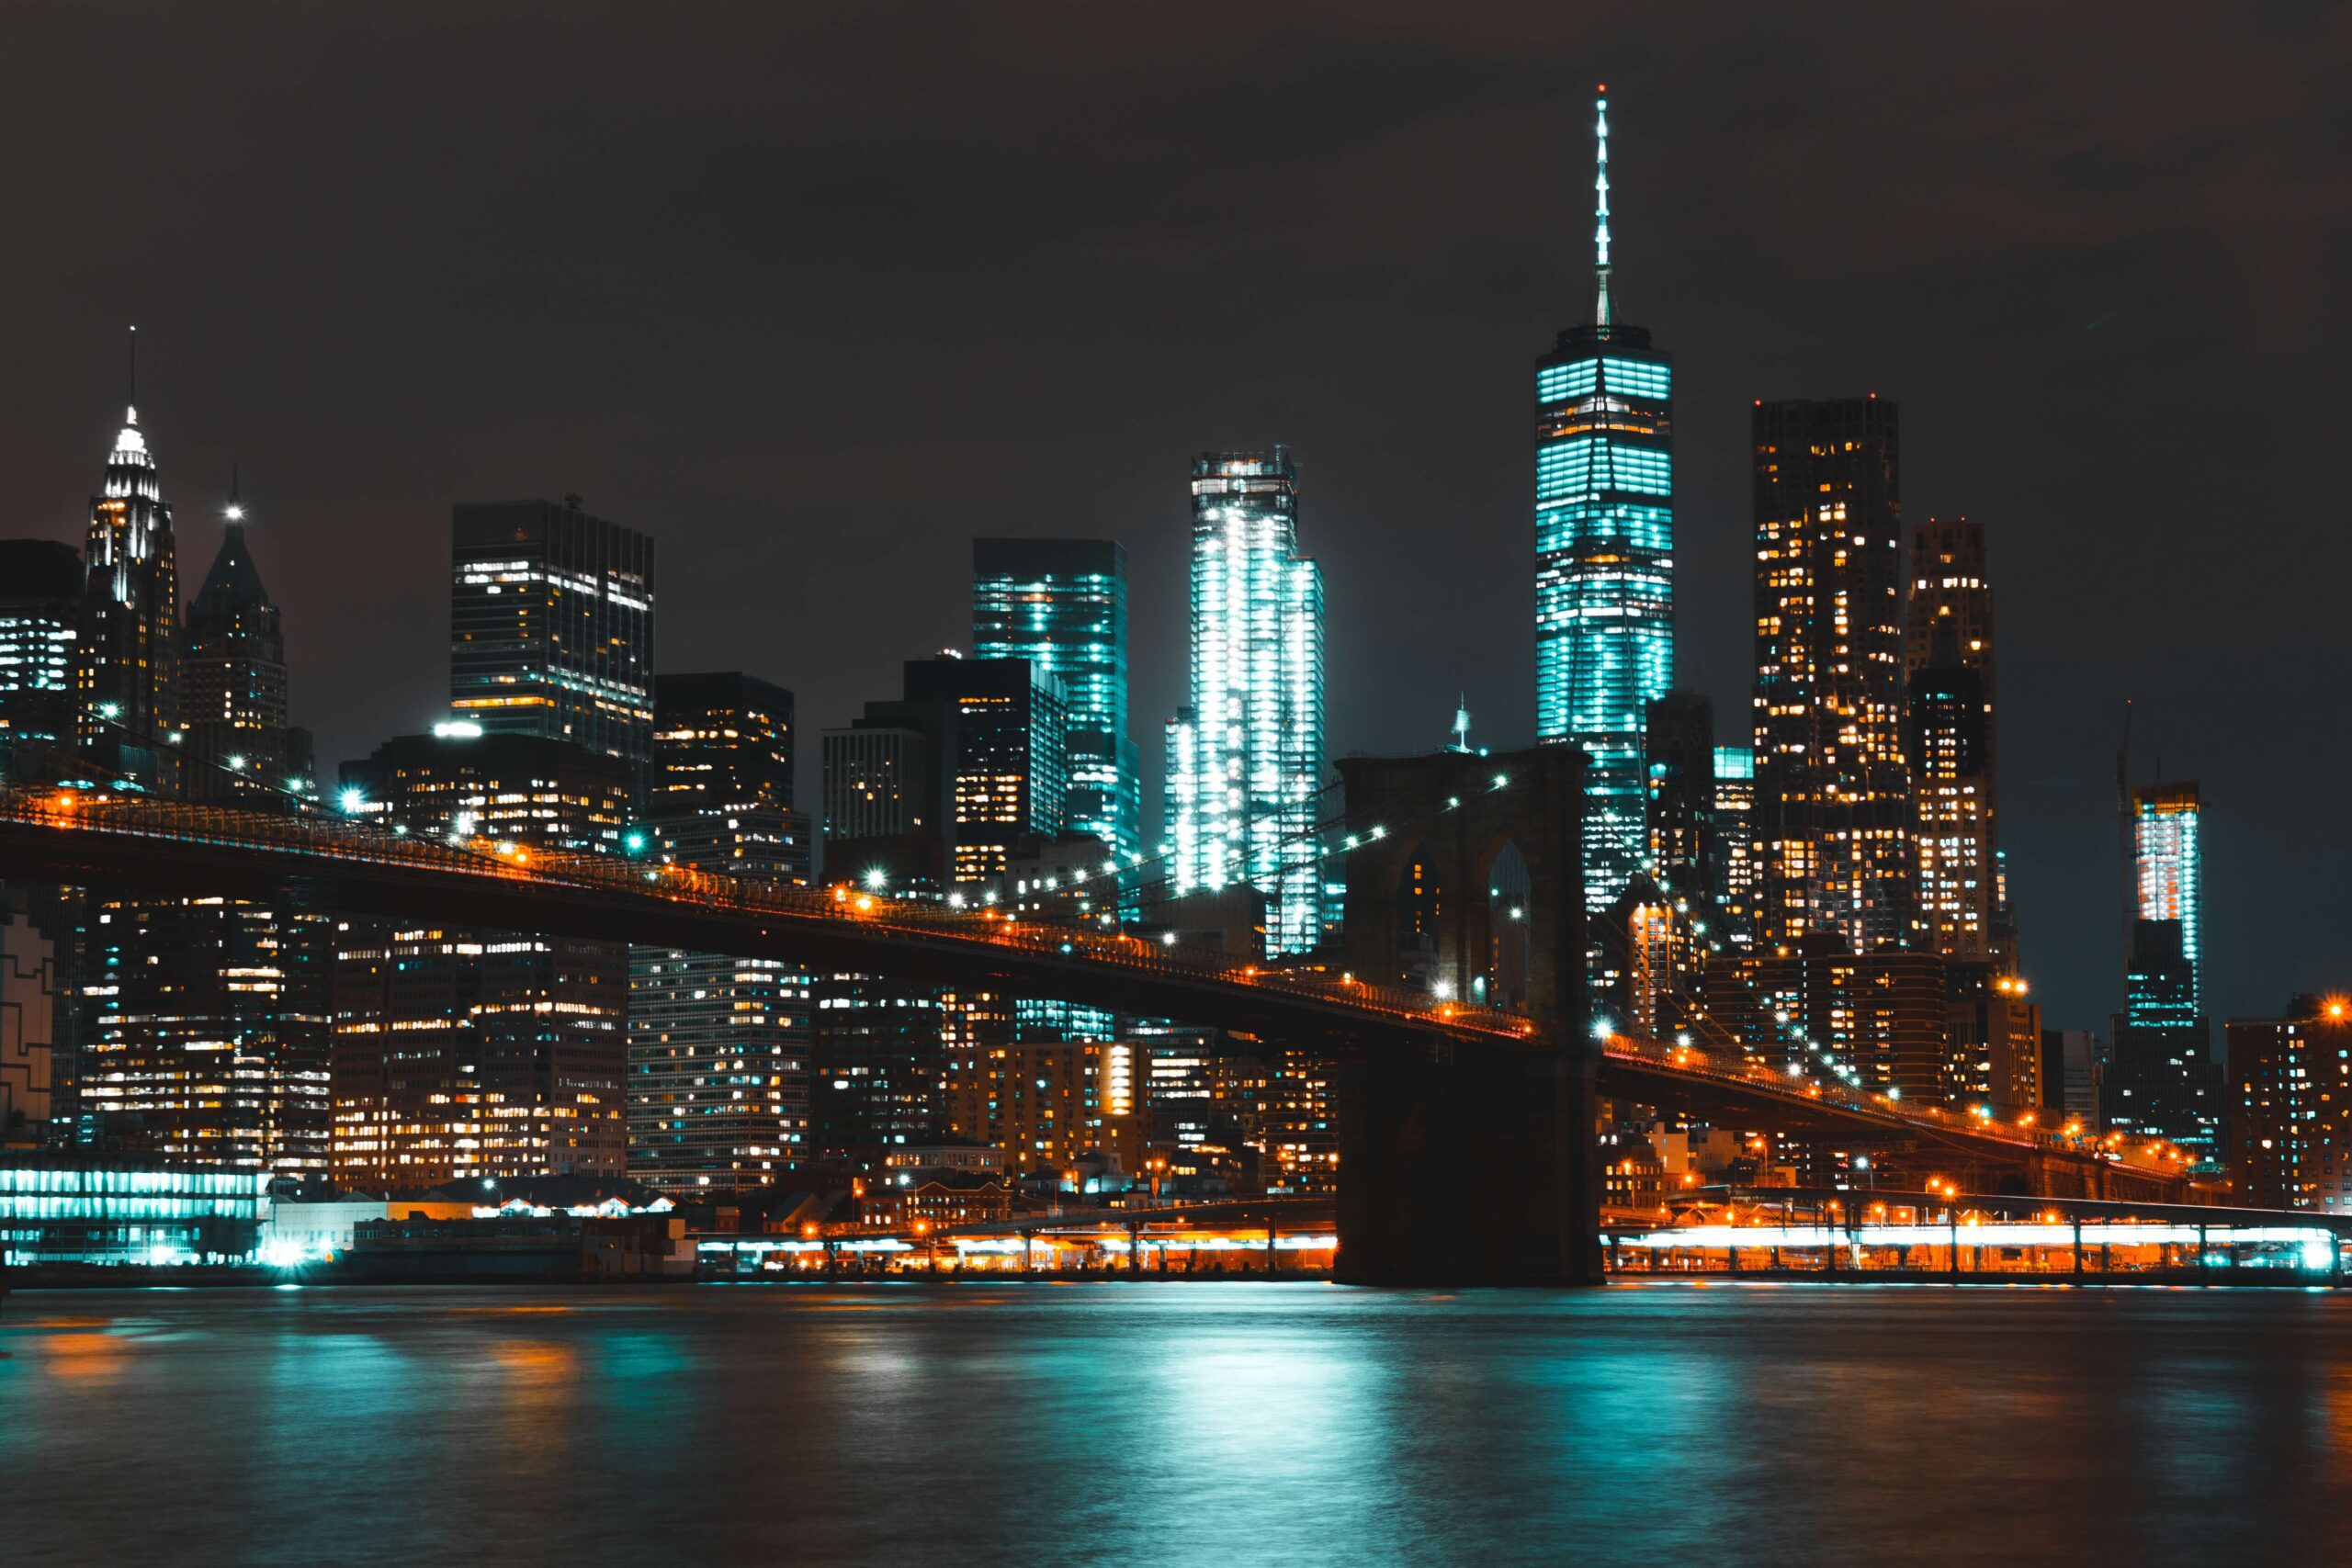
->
[3,1,2346,1032]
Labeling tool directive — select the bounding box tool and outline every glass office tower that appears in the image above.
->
[2132,782,2202,1012]
[972,538,1139,861]
[1535,89,1673,912]
[1165,447,1327,956]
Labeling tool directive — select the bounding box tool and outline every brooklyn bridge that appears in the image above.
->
[0,745,2199,1285]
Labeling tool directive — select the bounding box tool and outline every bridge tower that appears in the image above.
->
[1330,745,1600,1284]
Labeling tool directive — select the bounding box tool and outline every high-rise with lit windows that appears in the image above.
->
[2108,780,2217,1157]
[449,498,655,791]
[1165,447,1327,957]
[75,396,179,790]
[1711,746,1757,953]
[973,538,1138,862]
[1535,88,1673,912]
[629,671,813,1193]
[2130,782,2203,1013]
[903,657,1068,887]
[1751,396,1915,953]
[1905,518,2007,966]
[0,540,83,775]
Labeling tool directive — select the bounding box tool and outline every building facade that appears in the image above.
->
[973,538,1139,862]
[0,540,83,779]
[628,672,813,1195]
[449,499,655,787]
[1535,90,1674,914]
[1165,448,1327,956]
[2229,1000,2352,1212]
[1751,396,1914,954]
[331,732,635,1188]
[903,656,1069,887]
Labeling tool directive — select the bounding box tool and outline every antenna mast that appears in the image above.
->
[1593,85,1612,329]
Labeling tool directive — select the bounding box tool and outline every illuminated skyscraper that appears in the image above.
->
[2103,779,2215,1156]
[1165,448,1326,956]
[973,538,1138,862]
[2130,782,2203,1012]
[1711,746,1757,953]
[1751,396,1914,953]
[1536,87,1673,911]
[1905,518,2007,965]
[75,384,179,790]
[449,498,655,789]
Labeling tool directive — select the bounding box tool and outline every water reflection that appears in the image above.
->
[5,1282,2352,1565]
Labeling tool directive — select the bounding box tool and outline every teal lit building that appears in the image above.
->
[972,538,1138,861]
[1166,447,1327,956]
[1536,88,1673,912]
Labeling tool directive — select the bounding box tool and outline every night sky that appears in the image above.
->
[4,4,2346,1035]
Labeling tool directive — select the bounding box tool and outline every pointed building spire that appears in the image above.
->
[127,323,139,424]
[1593,85,1612,329]
[227,458,244,524]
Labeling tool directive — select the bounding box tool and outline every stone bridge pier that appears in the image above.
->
[1330,746,1602,1285]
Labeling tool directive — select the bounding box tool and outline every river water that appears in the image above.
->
[6,1280,2350,1565]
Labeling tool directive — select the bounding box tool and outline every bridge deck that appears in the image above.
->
[0,785,2188,1191]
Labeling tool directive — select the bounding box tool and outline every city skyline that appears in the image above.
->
[0,9,2343,1039]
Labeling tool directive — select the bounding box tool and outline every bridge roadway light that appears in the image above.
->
[864,868,888,891]
[338,788,367,815]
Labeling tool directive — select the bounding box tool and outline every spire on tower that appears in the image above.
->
[127,323,139,424]
[1593,86,1612,329]
[227,458,243,523]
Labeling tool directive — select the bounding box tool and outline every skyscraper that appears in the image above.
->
[1165,447,1327,957]
[903,656,1069,887]
[75,395,179,790]
[2131,782,2203,1012]
[2107,780,2216,1156]
[182,479,310,806]
[449,498,655,787]
[1905,517,2007,965]
[0,540,83,777]
[973,538,1139,862]
[629,671,813,1194]
[1751,396,1914,953]
[1535,88,1673,912]
[331,731,635,1187]
[1711,745,1757,953]
[648,671,796,818]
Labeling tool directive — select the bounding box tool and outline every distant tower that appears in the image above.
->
[76,333,180,790]
[1750,396,1913,953]
[1535,87,1674,913]
[183,470,303,805]
[972,538,1139,860]
[1165,447,1327,956]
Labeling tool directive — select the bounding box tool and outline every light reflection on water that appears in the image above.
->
[6,1281,2352,1565]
